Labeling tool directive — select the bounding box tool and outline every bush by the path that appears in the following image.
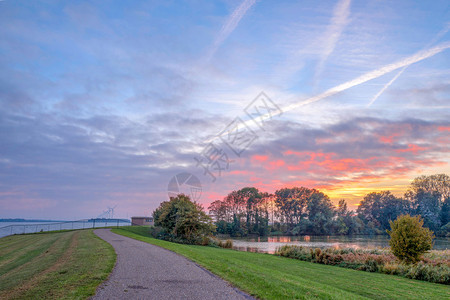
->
[152,194,216,244]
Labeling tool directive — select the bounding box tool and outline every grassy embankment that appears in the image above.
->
[113,226,450,299]
[0,229,115,299]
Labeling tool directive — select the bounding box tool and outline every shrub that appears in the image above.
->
[275,245,312,261]
[381,262,400,275]
[201,236,210,246]
[206,237,221,247]
[153,194,216,244]
[223,239,233,248]
[387,214,434,263]
[275,245,449,284]
[216,239,233,249]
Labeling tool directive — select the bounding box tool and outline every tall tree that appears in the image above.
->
[405,174,450,232]
[357,191,407,231]
[335,199,360,235]
[208,200,228,222]
[304,191,335,235]
[208,187,269,236]
[274,187,312,230]
[409,174,450,202]
[337,199,349,218]
[238,187,263,233]
[441,197,450,226]
[414,190,441,232]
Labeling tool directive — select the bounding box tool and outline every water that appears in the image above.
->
[0,222,63,228]
[0,220,131,238]
[228,235,450,254]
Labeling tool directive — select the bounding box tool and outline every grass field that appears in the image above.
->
[0,229,116,300]
[113,226,450,300]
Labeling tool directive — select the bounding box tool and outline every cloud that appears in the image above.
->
[206,0,256,61]
[235,44,449,137]
[283,41,450,113]
[367,23,450,107]
[313,0,351,86]
[211,41,450,142]
[1,109,448,217]
[1,1,449,216]
[388,82,450,107]
[220,116,449,202]
[0,108,226,219]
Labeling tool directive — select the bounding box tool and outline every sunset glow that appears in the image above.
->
[0,0,449,219]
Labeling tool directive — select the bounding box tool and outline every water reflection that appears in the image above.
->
[226,235,450,254]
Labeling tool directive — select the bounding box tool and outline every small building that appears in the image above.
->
[131,216,154,226]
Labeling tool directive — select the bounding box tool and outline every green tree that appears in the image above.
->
[441,197,450,226]
[335,199,350,235]
[274,187,312,231]
[336,199,349,217]
[414,190,441,231]
[405,174,450,234]
[409,174,450,201]
[153,194,215,244]
[208,199,228,222]
[357,191,408,231]
[387,214,434,263]
[305,191,335,234]
[208,187,269,236]
[239,187,264,234]
[334,199,363,235]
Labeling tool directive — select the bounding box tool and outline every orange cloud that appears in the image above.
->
[395,143,428,154]
[268,160,285,170]
[228,170,253,176]
[251,154,285,171]
[252,154,268,162]
[202,119,450,210]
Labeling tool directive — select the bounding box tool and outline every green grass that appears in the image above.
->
[113,226,450,300]
[0,229,116,299]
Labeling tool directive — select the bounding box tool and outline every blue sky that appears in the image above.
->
[0,0,449,220]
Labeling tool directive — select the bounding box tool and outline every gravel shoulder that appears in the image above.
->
[92,229,252,300]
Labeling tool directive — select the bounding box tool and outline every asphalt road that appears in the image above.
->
[92,229,252,300]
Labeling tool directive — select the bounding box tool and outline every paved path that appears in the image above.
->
[92,229,252,300]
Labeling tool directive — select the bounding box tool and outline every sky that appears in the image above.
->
[0,0,449,220]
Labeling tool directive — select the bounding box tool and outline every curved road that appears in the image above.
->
[92,229,252,300]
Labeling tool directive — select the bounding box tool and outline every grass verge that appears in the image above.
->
[113,226,450,299]
[0,229,116,299]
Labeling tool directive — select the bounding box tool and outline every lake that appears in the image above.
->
[228,235,450,254]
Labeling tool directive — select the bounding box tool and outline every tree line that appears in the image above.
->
[208,174,450,237]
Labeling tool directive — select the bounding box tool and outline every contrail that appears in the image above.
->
[313,0,351,85]
[206,0,256,61]
[282,41,450,113]
[366,67,406,107]
[206,41,450,143]
[367,23,450,107]
[206,41,450,144]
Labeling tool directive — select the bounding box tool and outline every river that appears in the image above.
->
[228,235,450,254]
